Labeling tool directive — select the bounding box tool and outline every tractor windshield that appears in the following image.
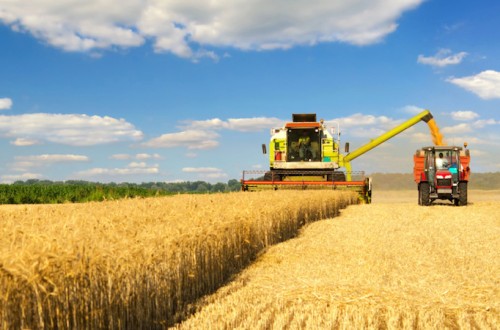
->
[435,149,460,170]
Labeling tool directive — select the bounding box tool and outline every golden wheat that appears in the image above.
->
[175,200,500,329]
[0,190,357,329]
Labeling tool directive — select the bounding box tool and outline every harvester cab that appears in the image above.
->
[414,145,470,206]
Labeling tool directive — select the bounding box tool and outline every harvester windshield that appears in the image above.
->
[286,129,322,162]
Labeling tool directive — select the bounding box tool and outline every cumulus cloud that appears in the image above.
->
[444,112,498,134]
[110,153,162,160]
[1,173,42,183]
[441,123,473,134]
[142,130,219,149]
[184,117,284,131]
[10,138,41,146]
[182,167,227,179]
[182,167,222,173]
[450,111,479,121]
[15,154,89,163]
[417,49,467,67]
[402,105,426,115]
[128,161,148,168]
[11,154,89,171]
[473,118,500,128]
[327,113,401,130]
[447,70,500,100]
[76,167,159,176]
[410,132,434,143]
[0,113,143,146]
[75,162,159,178]
[0,98,13,110]
[0,1,424,59]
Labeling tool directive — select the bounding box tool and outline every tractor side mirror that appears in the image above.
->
[262,144,267,154]
[345,142,350,153]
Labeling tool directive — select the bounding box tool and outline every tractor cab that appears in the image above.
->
[427,147,461,193]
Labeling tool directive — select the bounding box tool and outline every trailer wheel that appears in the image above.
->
[419,182,430,206]
[458,182,468,206]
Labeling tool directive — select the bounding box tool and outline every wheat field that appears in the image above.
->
[175,197,499,329]
[0,190,357,329]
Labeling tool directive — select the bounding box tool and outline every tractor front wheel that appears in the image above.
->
[419,182,430,206]
[458,182,468,206]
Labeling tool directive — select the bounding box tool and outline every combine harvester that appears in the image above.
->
[242,110,436,203]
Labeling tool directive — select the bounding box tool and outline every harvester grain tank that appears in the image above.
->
[242,110,436,203]
[414,145,471,206]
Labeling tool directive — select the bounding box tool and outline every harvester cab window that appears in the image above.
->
[287,129,321,162]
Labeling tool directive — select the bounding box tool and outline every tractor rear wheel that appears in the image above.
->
[458,182,468,206]
[419,182,430,206]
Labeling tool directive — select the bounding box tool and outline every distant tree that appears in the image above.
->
[196,183,209,193]
[227,179,241,191]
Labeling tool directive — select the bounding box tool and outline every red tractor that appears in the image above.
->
[414,145,471,206]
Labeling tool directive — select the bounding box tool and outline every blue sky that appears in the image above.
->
[0,0,499,183]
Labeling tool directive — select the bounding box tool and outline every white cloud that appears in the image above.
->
[182,167,223,173]
[447,70,500,100]
[417,49,467,67]
[442,136,489,146]
[1,173,42,183]
[15,154,89,163]
[402,105,426,115]
[75,166,159,177]
[441,123,473,134]
[128,161,148,168]
[110,153,132,160]
[10,137,41,146]
[0,113,143,146]
[0,1,424,59]
[328,113,401,130]
[473,118,500,128]
[11,154,90,171]
[185,117,284,131]
[136,153,162,160]
[182,167,227,179]
[450,111,479,121]
[110,153,162,160]
[410,132,434,143]
[142,129,219,149]
[0,98,13,110]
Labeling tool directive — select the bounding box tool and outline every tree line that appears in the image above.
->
[0,179,242,204]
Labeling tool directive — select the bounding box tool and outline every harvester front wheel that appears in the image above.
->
[327,172,346,182]
[458,182,468,206]
[419,182,430,206]
[264,171,281,182]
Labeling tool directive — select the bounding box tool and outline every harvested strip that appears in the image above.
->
[175,202,500,329]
